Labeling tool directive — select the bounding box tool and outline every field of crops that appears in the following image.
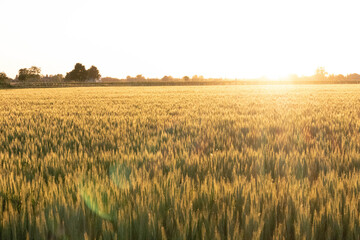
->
[1,85,360,239]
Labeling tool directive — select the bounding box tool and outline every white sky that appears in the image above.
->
[0,0,359,79]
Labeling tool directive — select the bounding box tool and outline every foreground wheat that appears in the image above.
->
[0,85,359,239]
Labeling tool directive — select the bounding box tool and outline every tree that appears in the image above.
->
[87,66,101,81]
[18,66,41,81]
[347,73,360,82]
[65,63,87,81]
[29,66,41,75]
[314,67,327,81]
[182,76,190,81]
[52,74,64,82]
[327,74,335,82]
[65,63,101,82]
[135,74,145,81]
[161,75,173,81]
[42,74,64,82]
[191,75,204,81]
[0,72,7,82]
[0,72,10,86]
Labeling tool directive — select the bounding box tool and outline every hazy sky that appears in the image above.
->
[1,0,359,79]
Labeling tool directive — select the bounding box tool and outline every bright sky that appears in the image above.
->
[1,0,359,79]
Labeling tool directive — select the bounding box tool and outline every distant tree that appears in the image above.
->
[52,74,64,82]
[65,63,88,81]
[18,66,41,81]
[0,72,10,85]
[0,72,7,81]
[182,76,190,81]
[191,75,204,81]
[327,74,335,82]
[347,73,360,82]
[29,66,41,76]
[314,67,327,81]
[42,74,64,82]
[18,69,26,81]
[334,74,346,81]
[87,66,101,82]
[161,75,173,81]
[135,74,146,81]
[65,63,101,82]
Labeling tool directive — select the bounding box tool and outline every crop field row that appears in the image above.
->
[1,85,360,239]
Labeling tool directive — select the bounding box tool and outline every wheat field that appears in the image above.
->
[1,85,360,239]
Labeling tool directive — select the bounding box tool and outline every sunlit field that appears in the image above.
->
[1,85,360,239]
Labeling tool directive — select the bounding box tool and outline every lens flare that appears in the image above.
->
[78,176,113,221]
[109,163,132,190]
[77,163,132,221]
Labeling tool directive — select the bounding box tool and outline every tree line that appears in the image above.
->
[102,69,360,83]
[1,66,360,86]
[0,63,101,85]
[102,74,206,82]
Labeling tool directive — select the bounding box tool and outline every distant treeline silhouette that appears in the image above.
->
[102,68,360,83]
[2,63,101,84]
[102,74,207,83]
[1,66,360,87]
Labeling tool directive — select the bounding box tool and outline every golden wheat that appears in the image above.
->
[0,85,359,239]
